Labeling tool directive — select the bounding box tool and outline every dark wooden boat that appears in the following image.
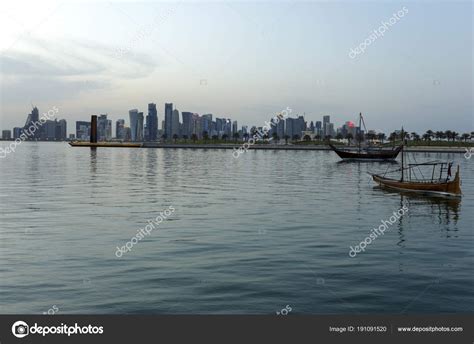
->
[329,113,402,161]
[370,137,462,197]
[329,143,402,161]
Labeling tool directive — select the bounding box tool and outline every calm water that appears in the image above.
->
[0,142,473,314]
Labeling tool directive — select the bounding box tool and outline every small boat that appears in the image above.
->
[370,135,462,197]
[329,113,402,161]
[329,143,402,161]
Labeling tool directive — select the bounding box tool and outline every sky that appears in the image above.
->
[0,0,472,136]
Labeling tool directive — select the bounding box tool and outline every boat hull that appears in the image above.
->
[329,144,402,161]
[371,171,461,197]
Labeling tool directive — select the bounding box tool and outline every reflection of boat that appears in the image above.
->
[375,188,461,215]
[370,133,462,197]
[329,113,402,161]
[69,141,142,148]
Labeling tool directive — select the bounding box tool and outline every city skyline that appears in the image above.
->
[0,1,471,135]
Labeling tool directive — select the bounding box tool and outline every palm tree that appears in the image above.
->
[314,134,321,142]
[191,133,198,143]
[202,131,209,143]
[161,134,168,143]
[182,134,188,143]
[425,130,434,141]
[335,133,343,142]
[212,135,218,143]
[435,131,444,141]
[233,132,240,143]
[422,133,431,143]
[303,134,312,142]
[324,134,332,142]
[172,134,178,143]
[377,132,386,145]
[461,133,470,142]
[444,130,452,143]
[366,132,376,142]
[292,134,300,142]
[284,135,290,144]
[388,132,398,147]
[222,134,228,142]
[452,131,459,144]
[271,132,278,142]
[243,133,249,142]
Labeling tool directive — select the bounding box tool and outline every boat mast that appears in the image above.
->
[401,127,404,182]
[358,113,362,153]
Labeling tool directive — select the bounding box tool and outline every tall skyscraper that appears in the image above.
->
[57,119,67,140]
[137,112,144,141]
[23,106,40,140]
[97,114,111,141]
[171,109,180,137]
[129,109,139,141]
[323,115,331,137]
[315,121,322,137]
[116,119,125,140]
[164,103,173,138]
[146,103,158,141]
[181,112,193,138]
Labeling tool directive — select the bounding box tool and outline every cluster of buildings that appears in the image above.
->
[1,107,68,141]
[1,104,364,143]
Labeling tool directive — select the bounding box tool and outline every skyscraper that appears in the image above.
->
[171,109,180,138]
[97,114,111,141]
[57,119,67,140]
[76,121,91,140]
[323,115,331,137]
[181,112,193,138]
[146,103,158,141]
[137,112,144,141]
[164,103,173,139]
[23,106,40,140]
[2,130,11,140]
[116,119,125,140]
[129,109,140,141]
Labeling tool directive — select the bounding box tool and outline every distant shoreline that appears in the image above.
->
[63,141,470,153]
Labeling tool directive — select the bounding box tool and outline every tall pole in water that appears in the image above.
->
[401,127,404,182]
[358,113,362,153]
[90,115,98,144]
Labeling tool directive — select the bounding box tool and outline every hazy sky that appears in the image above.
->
[0,0,472,135]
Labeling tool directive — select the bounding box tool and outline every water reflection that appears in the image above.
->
[378,187,461,225]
